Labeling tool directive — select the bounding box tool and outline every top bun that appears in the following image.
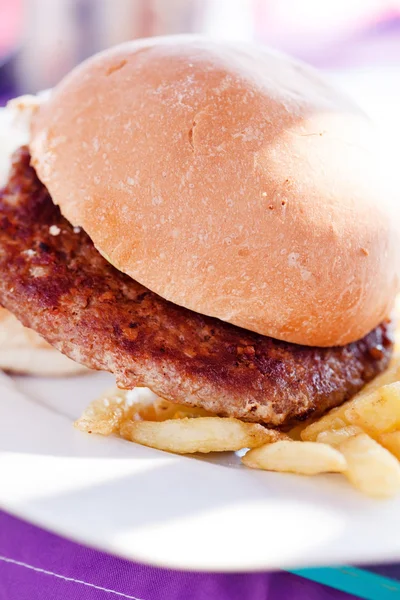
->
[30,35,399,346]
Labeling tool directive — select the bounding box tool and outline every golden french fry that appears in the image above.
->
[343,383,400,437]
[242,440,347,475]
[120,417,285,454]
[302,378,400,442]
[339,433,400,498]
[301,408,348,442]
[378,431,400,460]
[316,426,363,447]
[74,388,128,435]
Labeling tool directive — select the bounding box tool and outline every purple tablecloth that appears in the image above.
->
[0,511,357,600]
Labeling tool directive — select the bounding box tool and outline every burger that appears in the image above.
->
[0,36,398,426]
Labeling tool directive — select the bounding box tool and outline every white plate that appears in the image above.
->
[1,371,400,572]
[1,71,400,572]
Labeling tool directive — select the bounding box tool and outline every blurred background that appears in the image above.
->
[1,0,400,175]
[1,0,400,89]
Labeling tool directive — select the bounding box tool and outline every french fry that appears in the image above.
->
[300,408,348,442]
[343,383,400,438]
[339,433,400,498]
[316,426,363,447]
[75,388,129,435]
[242,440,347,475]
[302,378,400,442]
[378,431,400,460]
[120,417,286,454]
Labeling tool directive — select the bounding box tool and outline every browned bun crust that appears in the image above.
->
[0,308,88,376]
[30,35,399,346]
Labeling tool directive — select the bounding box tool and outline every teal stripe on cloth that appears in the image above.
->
[290,567,400,600]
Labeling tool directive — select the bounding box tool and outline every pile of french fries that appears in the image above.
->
[75,355,400,498]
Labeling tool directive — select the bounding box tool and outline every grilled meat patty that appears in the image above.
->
[0,147,393,426]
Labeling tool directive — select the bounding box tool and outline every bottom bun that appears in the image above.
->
[0,308,88,376]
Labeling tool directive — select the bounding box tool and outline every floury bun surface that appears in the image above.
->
[30,35,399,346]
